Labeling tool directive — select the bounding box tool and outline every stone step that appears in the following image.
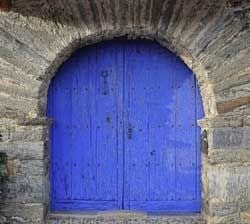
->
[47,212,205,224]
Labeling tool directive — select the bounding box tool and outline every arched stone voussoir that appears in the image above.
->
[37,26,216,119]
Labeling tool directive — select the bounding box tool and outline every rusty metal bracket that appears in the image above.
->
[201,130,208,155]
[0,0,12,12]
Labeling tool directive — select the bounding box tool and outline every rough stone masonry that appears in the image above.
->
[0,0,249,223]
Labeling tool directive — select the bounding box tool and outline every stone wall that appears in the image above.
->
[0,0,249,223]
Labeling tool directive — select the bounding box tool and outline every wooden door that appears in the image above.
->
[123,40,203,212]
[47,39,203,213]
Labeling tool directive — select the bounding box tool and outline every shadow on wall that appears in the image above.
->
[0,152,8,204]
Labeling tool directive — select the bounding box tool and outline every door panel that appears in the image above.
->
[123,40,202,212]
[48,42,123,211]
[48,39,203,213]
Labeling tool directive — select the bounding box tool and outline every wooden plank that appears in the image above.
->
[129,201,201,213]
[70,47,93,200]
[52,201,118,211]
[123,40,151,208]
[49,57,74,202]
[147,44,176,201]
[174,60,197,202]
[94,41,121,202]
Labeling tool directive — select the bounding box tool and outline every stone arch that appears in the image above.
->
[40,28,214,118]
[0,1,249,223]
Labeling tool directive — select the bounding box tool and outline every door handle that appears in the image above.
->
[127,124,133,140]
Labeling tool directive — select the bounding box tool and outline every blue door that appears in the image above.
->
[47,39,204,213]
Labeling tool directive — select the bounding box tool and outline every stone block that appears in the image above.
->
[208,127,250,149]
[206,201,238,216]
[0,94,40,118]
[207,164,250,203]
[0,142,45,160]
[0,175,44,203]
[206,213,240,224]
[0,26,49,77]
[0,125,48,142]
[240,211,250,224]
[6,159,44,176]
[0,203,44,224]
[208,149,250,164]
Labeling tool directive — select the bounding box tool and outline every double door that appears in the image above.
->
[48,39,203,212]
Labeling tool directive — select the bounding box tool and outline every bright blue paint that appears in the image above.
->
[47,39,204,213]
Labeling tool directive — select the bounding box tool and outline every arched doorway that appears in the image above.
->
[47,39,204,213]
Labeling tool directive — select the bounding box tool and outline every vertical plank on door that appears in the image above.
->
[70,46,96,201]
[147,44,176,202]
[174,60,197,202]
[49,58,73,203]
[94,41,123,203]
[123,40,151,209]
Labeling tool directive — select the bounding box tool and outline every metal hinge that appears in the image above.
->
[201,130,208,155]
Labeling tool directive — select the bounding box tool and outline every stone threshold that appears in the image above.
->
[47,212,205,224]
